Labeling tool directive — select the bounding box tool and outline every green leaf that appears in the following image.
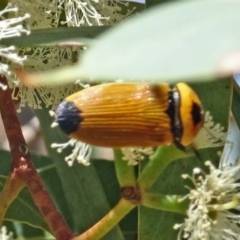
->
[35,155,74,227]
[193,79,232,128]
[1,26,110,47]
[0,0,8,11]
[71,0,240,83]
[2,221,50,239]
[0,150,11,176]
[146,0,172,9]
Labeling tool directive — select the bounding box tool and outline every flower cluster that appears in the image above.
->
[58,0,135,26]
[121,147,154,165]
[174,161,240,240]
[193,111,227,149]
[0,4,29,88]
[2,0,131,110]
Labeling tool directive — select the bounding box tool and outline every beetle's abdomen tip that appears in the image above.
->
[56,100,82,135]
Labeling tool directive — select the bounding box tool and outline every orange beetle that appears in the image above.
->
[56,82,204,149]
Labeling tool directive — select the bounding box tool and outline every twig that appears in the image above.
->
[0,75,74,240]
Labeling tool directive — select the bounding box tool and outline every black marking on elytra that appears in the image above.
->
[191,102,203,126]
[165,86,183,149]
[56,100,82,135]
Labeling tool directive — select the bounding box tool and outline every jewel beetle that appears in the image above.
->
[55,82,204,149]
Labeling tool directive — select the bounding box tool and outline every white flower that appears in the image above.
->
[0,226,14,240]
[174,161,240,240]
[0,4,30,39]
[59,0,109,26]
[58,0,134,26]
[121,147,154,165]
[8,0,59,29]
[193,111,227,149]
[11,78,83,112]
[0,4,29,88]
[51,139,92,166]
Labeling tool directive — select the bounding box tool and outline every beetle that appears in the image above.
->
[55,82,204,149]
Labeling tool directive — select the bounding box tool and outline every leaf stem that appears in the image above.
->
[141,191,188,215]
[75,198,135,240]
[114,149,137,187]
[138,145,193,190]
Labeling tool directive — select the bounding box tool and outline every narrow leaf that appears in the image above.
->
[74,0,240,82]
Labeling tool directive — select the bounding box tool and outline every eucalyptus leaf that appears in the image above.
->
[1,26,110,47]
[146,0,171,9]
[73,0,240,83]
[0,0,8,11]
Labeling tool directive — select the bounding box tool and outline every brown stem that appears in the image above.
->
[0,75,74,240]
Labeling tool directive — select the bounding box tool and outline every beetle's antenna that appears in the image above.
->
[174,140,186,152]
